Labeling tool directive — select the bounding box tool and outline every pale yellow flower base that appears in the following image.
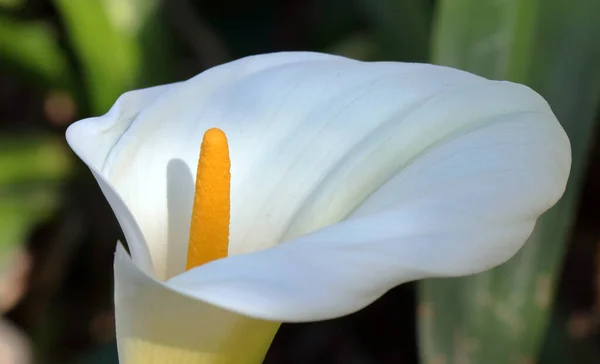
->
[116,294,280,364]
[114,244,281,364]
[119,320,279,364]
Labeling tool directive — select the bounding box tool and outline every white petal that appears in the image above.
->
[167,108,569,321]
[68,52,491,280]
[67,85,176,277]
[114,244,279,363]
[67,52,570,321]
[68,52,362,279]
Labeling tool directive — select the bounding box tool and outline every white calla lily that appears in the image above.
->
[66,52,570,363]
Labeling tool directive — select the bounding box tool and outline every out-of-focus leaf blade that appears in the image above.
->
[0,136,70,185]
[0,16,74,90]
[52,0,138,114]
[357,0,433,61]
[327,33,378,61]
[0,0,24,9]
[0,136,71,267]
[53,0,171,114]
[430,0,538,81]
[419,0,600,363]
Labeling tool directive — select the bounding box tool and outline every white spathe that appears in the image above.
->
[66,52,570,360]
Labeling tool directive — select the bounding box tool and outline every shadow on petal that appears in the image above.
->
[165,159,195,280]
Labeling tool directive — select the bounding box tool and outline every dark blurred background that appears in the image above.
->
[0,0,599,363]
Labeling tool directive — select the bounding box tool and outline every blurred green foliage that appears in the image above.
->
[0,136,69,268]
[0,15,74,91]
[0,0,23,9]
[53,0,172,114]
[420,0,600,363]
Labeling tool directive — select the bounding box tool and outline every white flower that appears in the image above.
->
[66,52,570,363]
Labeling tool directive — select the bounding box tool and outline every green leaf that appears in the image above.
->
[0,136,71,267]
[419,0,600,363]
[430,0,538,82]
[0,136,71,185]
[327,33,378,61]
[53,0,172,114]
[0,15,74,90]
[0,0,24,9]
[357,0,434,61]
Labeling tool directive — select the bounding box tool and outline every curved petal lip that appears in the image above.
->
[116,242,380,322]
[65,85,175,276]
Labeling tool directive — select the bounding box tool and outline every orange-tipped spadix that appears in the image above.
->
[186,128,231,270]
